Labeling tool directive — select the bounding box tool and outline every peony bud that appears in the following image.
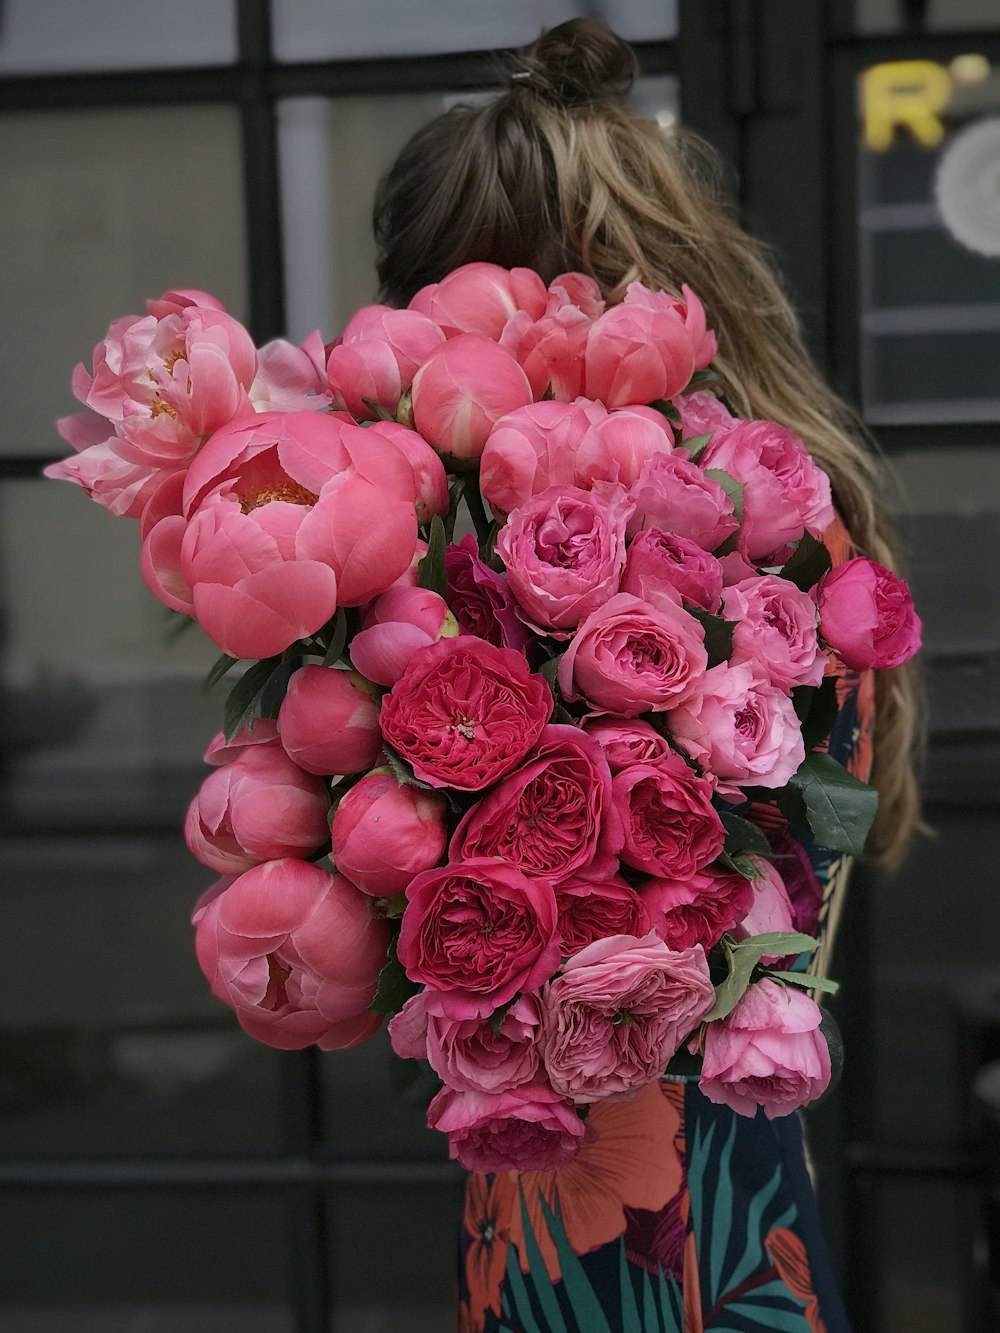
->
[350,585,459,687]
[331,770,448,896]
[277,665,382,776]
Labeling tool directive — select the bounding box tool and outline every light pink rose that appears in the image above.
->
[496,483,633,633]
[366,420,450,524]
[626,451,739,551]
[444,532,534,653]
[623,282,717,370]
[500,304,591,400]
[449,723,622,884]
[379,636,551,791]
[426,1082,586,1173]
[350,585,457,687]
[700,420,835,561]
[410,333,533,469]
[398,859,559,1018]
[584,303,696,408]
[582,717,675,772]
[409,262,548,340]
[546,272,606,318]
[722,574,823,690]
[250,330,330,411]
[331,770,448,896]
[541,932,715,1103]
[611,754,725,878]
[326,306,445,419]
[640,866,755,952]
[557,593,708,717]
[814,557,922,670]
[672,390,736,442]
[734,857,796,964]
[622,528,724,612]
[555,873,652,955]
[277,666,382,776]
[699,978,831,1119]
[426,992,543,1094]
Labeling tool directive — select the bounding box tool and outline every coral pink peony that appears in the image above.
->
[409,262,548,340]
[626,451,740,551]
[640,866,755,953]
[623,282,717,371]
[500,304,592,400]
[584,302,696,408]
[555,874,653,956]
[611,755,725,878]
[622,528,724,612]
[326,306,445,419]
[277,666,382,775]
[366,420,449,523]
[331,770,448,896]
[193,857,390,1050]
[250,330,330,412]
[722,574,823,690]
[814,557,922,670]
[426,1082,586,1173]
[444,532,534,653]
[546,271,606,318]
[350,585,458,687]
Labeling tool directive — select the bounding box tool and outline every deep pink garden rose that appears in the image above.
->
[193,858,390,1050]
[331,771,448,896]
[735,857,797,964]
[672,390,736,442]
[541,932,715,1103]
[558,593,708,717]
[814,557,921,670]
[185,722,329,875]
[555,874,653,955]
[379,636,551,790]
[449,724,622,883]
[623,282,717,371]
[444,532,534,652]
[426,1082,586,1173]
[622,528,724,612]
[699,978,831,1119]
[668,662,805,797]
[640,866,755,952]
[277,665,382,776]
[700,420,835,561]
[250,330,330,412]
[350,585,458,687]
[722,574,824,690]
[366,420,450,524]
[626,451,739,551]
[496,483,633,632]
[611,754,725,878]
[410,334,533,469]
[500,303,591,400]
[584,302,696,408]
[582,717,675,772]
[409,262,548,340]
[326,305,445,419]
[397,859,559,1018]
[393,991,544,1095]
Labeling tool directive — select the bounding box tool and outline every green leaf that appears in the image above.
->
[764,969,840,995]
[703,468,745,522]
[786,751,879,856]
[361,398,396,422]
[205,652,239,691]
[381,743,434,791]
[369,936,418,1016]
[648,397,682,424]
[731,930,818,955]
[686,607,735,667]
[779,530,832,592]
[680,431,714,462]
[703,932,818,1023]
[417,513,448,599]
[795,674,840,752]
[720,811,772,858]
[321,608,348,667]
[688,367,721,386]
[222,656,282,741]
[462,474,494,552]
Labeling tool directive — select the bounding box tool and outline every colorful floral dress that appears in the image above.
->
[457,518,875,1333]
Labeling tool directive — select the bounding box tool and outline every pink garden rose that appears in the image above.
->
[814,557,921,670]
[541,932,715,1103]
[581,717,674,772]
[735,857,797,964]
[184,721,329,875]
[250,330,330,412]
[350,585,458,687]
[391,991,543,1095]
[326,305,445,419]
[623,282,717,371]
[584,302,696,408]
[277,666,382,775]
[722,574,824,690]
[398,859,559,1018]
[379,636,551,790]
[193,857,390,1050]
[673,390,736,442]
[622,528,724,612]
[449,724,622,883]
[444,532,534,653]
[668,662,805,797]
[555,874,652,955]
[611,754,725,878]
[331,770,448,896]
[496,483,633,633]
[366,420,449,524]
[640,866,755,952]
[699,978,831,1118]
[426,1082,586,1173]
[626,451,739,551]
[558,593,708,717]
[409,262,547,340]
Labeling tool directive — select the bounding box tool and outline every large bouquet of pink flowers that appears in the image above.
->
[48,263,921,1172]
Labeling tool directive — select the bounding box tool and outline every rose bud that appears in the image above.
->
[367,420,449,523]
[350,585,459,688]
[277,665,382,776]
[408,261,548,340]
[331,770,448,897]
[814,557,921,670]
[426,1083,586,1174]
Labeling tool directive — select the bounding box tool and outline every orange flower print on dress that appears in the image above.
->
[463,1172,514,1326]
[766,1225,828,1333]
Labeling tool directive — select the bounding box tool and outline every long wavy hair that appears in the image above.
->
[374,18,922,867]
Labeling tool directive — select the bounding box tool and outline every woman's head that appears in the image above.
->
[374,18,922,867]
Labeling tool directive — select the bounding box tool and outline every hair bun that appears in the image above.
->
[511,18,638,108]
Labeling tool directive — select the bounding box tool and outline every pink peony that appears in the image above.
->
[250,330,330,411]
[326,306,445,419]
[496,483,633,633]
[555,874,653,956]
[699,979,831,1119]
[193,857,390,1050]
[640,866,755,953]
[546,272,606,318]
[398,859,559,1019]
[623,282,717,371]
[814,557,922,670]
[584,303,696,408]
[444,532,534,653]
[582,717,675,772]
[395,991,544,1095]
[449,723,622,884]
[45,425,185,522]
[622,528,724,612]
[277,666,382,776]
[611,754,725,878]
[331,770,448,896]
[426,1082,586,1173]
[722,574,824,690]
[379,636,551,790]
[672,390,736,442]
[500,303,591,400]
[626,451,739,551]
[350,585,458,687]
[541,932,715,1103]
[409,262,548,340]
[557,593,708,717]
[366,420,449,524]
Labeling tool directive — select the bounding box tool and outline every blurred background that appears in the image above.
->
[1,1,999,1330]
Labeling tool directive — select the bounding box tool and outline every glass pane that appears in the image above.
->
[857,0,1000,33]
[0,104,247,457]
[0,0,238,73]
[875,1180,971,1332]
[273,0,677,63]
[857,55,1000,423]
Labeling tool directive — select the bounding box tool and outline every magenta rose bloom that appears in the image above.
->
[699,979,832,1119]
[496,482,633,633]
[409,991,544,1095]
[668,662,805,797]
[277,666,382,776]
[397,859,559,1018]
[444,532,534,653]
[449,723,622,883]
[558,593,708,717]
[380,636,551,790]
[611,754,725,878]
[640,866,755,952]
[622,528,724,613]
[541,932,715,1103]
[426,1083,586,1173]
[722,574,824,690]
[555,873,653,955]
[330,771,448,897]
[626,451,739,552]
[583,717,675,772]
[814,557,922,670]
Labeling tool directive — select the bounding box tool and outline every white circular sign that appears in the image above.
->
[935,117,1000,258]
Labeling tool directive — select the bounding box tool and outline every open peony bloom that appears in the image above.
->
[409,261,548,340]
[193,858,391,1050]
[250,330,331,412]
